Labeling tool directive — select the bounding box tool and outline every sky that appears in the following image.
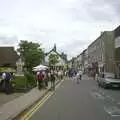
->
[0,0,120,59]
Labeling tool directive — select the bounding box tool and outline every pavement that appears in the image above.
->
[0,79,61,120]
[0,93,24,107]
[28,75,120,120]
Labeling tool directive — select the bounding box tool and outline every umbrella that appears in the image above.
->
[33,68,45,72]
[33,65,49,71]
[33,65,48,69]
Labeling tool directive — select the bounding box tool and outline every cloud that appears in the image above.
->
[84,0,120,22]
[105,0,120,17]
[0,35,18,45]
[0,0,119,60]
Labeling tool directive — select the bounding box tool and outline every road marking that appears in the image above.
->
[20,92,53,120]
[91,92,104,100]
[104,106,120,117]
[92,89,120,105]
[20,80,64,120]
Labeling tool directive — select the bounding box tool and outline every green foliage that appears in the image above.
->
[49,53,59,66]
[18,40,44,72]
[12,76,27,88]
[0,67,16,72]
[12,73,36,90]
[24,72,36,87]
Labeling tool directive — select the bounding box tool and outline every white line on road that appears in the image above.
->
[91,92,105,100]
[92,89,120,104]
[104,106,120,117]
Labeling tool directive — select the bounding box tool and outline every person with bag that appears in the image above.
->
[4,72,12,94]
[37,71,44,89]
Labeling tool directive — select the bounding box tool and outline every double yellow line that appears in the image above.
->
[20,80,63,120]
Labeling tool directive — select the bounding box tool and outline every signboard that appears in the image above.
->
[115,36,120,48]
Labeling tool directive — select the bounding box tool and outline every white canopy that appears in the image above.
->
[33,65,49,71]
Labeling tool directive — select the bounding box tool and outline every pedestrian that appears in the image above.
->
[4,72,12,94]
[61,70,63,80]
[76,70,83,84]
[50,70,56,90]
[0,72,6,92]
[44,71,49,88]
[37,71,44,89]
[95,73,98,81]
[58,70,61,80]
[11,72,15,81]
[79,70,83,80]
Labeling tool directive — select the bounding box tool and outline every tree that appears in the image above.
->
[49,54,59,66]
[18,40,44,72]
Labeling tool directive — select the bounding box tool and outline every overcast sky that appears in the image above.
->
[0,0,119,59]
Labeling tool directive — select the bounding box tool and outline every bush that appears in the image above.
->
[12,76,27,88]
[24,72,36,87]
[10,73,36,93]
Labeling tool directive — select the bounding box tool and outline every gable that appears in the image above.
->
[45,51,66,66]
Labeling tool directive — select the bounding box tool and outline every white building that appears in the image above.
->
[44,44,67,70]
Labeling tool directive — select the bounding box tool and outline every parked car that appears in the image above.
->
[97,73,120,89]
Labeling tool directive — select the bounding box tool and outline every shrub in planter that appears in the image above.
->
[24,72,36,88]
[10,76,27,93]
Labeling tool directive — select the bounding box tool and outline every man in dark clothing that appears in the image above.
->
[4,72,12,94]
[50,70,56,90]
[44,71,49,88]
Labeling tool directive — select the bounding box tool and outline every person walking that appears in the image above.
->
[3,72,12,94]
[0,72,6,92]
[76,70,83,84]
[44,71,49,88]
[79,70,83,80]
[58,70,61,80]
[37,71,44,89]
[50,70,56,90]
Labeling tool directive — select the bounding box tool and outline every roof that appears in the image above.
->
[88,31,110,48]
[76,49,87,58]
[0,47,19,66]
[45,46,67,61]
[114,25,120,38]
[45,50,65,60]
[88,30,114,49]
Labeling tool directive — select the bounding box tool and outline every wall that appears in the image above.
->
[88,33,105,69]
[104,31,115,73]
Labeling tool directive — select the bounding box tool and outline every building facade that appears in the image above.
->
[73,54,82,70]
[88,31,114,75]
[114,25,120,77]
[70,25,120,77]
[83,49,88,73]
[44,44,67,70]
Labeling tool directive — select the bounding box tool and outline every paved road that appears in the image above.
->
[31,76,120,120]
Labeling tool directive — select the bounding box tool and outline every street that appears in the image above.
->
[27,76,120,120]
